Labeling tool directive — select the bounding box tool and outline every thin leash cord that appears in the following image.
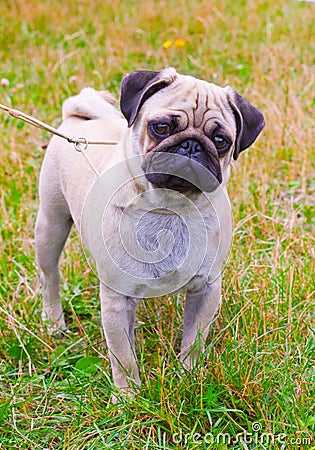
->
[0,103,119,177]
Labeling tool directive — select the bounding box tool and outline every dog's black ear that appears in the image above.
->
[120,68,177,126]
[228,89,265,160]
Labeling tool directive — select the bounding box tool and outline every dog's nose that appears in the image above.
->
[179,140,203,156]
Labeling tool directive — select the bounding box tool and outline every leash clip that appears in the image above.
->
[74,136,89,153]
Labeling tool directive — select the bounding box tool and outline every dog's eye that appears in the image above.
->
[150,123,171,138]
[213,135,230,153]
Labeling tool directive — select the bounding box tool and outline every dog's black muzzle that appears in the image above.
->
[142,134,222,193]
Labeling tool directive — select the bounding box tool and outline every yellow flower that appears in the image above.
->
[163,40,173,49]
[92,70,99,75]
[174,38,186,48]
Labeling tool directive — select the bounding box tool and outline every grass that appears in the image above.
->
[0,0,314,448]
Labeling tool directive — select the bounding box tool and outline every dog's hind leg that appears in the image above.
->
[35,207,73,333]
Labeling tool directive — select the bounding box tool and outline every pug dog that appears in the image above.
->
[35,68,264,394]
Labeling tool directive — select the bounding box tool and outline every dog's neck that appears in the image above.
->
[116,187,198,216]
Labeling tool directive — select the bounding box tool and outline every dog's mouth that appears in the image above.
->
[141,135,222,193]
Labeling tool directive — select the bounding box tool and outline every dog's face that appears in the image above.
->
[120,68,264,192]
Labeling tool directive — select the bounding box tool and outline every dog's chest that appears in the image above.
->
[133,212,190,278]
[110,207,215,290]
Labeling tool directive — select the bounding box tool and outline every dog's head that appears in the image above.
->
[120,68,264,193]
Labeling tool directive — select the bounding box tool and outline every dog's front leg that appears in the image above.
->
[180,277,222,369]
[100,283,140,394]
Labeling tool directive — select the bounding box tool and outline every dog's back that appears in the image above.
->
[62,87,120,121]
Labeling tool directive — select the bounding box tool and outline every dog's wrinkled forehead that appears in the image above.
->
[145,74,235,130]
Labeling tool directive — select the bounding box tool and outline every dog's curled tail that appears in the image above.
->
[62,87,120,121]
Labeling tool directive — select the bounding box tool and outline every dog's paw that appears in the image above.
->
[179,355,192,375]
[111,386,139,405]
[42,306,66,335]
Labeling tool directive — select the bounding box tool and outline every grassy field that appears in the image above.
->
[0,0,314,448]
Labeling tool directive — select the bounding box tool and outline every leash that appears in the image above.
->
[0,103,119,177]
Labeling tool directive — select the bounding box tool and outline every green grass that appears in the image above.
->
[0,0,314,448]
